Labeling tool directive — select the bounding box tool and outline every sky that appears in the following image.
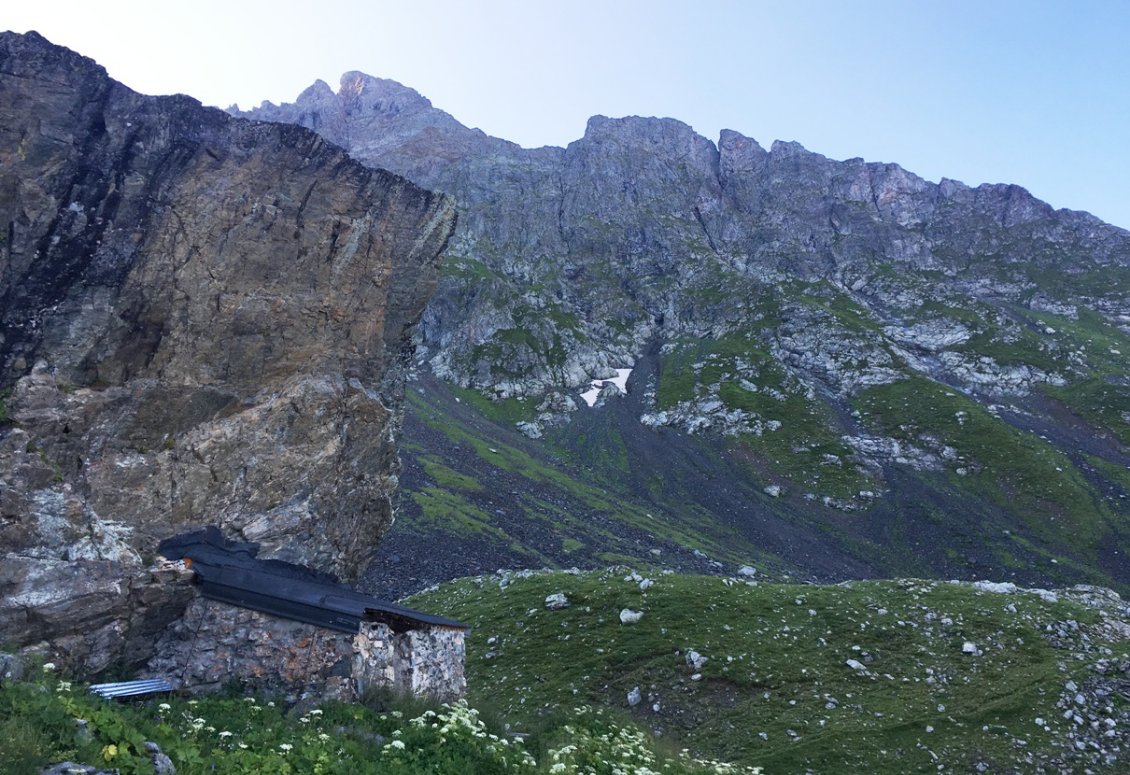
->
[6,0,1130,228]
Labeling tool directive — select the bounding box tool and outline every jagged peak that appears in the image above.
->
[938,176,968,193]
[973,181,1056,226]
[719,129,766,153]
[336,71,433,110]
[0,29,108,85]
[867,160,929,190]
[769,139,813,157]
[975,181,1038,200]
[297,78,335,102]
[583,113,703,138]
[578,114,719,161]
[1,29,58,49]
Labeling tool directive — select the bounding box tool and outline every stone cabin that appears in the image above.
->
[147,527,467,702]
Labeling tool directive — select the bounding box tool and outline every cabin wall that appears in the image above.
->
[353,622,466,701]
[148,596,355,699]
[147,590,466,702]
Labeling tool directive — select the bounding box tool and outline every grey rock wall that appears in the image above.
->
[0,32,454,674]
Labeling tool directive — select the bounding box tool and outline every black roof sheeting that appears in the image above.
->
[158,527,467,633]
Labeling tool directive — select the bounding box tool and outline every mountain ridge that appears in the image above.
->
[237,71,1124,230]
[241,71,1130,596]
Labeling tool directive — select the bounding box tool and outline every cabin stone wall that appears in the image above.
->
[353,622,466,701]
[148,596,355,700]
[148,591,466,702]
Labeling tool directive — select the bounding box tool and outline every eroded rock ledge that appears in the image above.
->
[0,31,455,673]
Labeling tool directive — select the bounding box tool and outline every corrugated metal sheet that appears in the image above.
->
[158,526,468,633]
[89,678,173,699]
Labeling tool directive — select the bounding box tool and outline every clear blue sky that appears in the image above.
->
[6,0,1129,228]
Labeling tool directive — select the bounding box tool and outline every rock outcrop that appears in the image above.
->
[0,33,454,674]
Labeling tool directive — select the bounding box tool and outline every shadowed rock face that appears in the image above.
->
[0,32,455,672]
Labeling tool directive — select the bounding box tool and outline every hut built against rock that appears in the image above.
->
[148,527,467,701]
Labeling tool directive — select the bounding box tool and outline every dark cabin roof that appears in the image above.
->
[158,527,467,634]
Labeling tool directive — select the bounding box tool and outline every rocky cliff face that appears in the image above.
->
[0,33,455,672]
[241,74,1130,594]
[241,75,1129,402]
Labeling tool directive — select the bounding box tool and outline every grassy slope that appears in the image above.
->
[0,667,751,774]
[369,353,1129,603]
[413,569,1130,774]
[7,571,1125,773]
[643,279,1130,589]
[364,376,810,600]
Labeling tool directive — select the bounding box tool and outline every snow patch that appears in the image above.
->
[580,368,632,407]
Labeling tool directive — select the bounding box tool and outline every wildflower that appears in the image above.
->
[101,744,118,761]
[267,701,276,707]
[243,697,256,703]
[158,703,171,712]
[219,731,233,738]
[42,662,56,672]
[238,743,249,750]
[308,708,323,716]
[386,739,406,751]
[318,733,330,742]
[56,681,72,693]
[279,743,293,754]
[299,716,310,724]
